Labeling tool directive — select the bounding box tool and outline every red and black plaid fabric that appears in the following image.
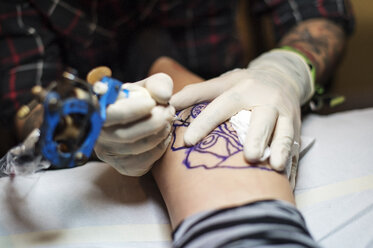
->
[0,0,354,129]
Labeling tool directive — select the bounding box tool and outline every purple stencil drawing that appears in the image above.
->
[171,103,273,171]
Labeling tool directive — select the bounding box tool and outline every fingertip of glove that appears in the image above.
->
[244,147,263,163]
[269,155,287,171]
[183,131,199,147]
[146,73,173,104]
[169,93,185,111]
[270,144,292,171]
[244,152,262,163]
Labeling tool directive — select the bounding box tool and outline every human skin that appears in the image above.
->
[150,58,295,228]
[152,102,295,228]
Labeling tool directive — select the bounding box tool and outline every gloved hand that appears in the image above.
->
[170,49,314,171]
[94,73,175,176]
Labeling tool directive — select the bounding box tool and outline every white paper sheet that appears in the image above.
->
[295,108,373,247]
[0,163,172,248]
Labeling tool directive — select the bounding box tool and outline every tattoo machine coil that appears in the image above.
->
[1,67,126,175]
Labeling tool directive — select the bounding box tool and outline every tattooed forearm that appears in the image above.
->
[279,18,346,84]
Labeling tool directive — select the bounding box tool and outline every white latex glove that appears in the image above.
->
[94,73,175,176]
[170,50,314,171]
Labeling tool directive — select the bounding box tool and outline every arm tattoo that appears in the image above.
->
[171,103,273,171]
[279,18,346,84]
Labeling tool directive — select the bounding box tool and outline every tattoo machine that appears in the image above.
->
[0,67,126,176]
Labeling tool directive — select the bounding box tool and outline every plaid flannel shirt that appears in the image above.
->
[0,0,354,129]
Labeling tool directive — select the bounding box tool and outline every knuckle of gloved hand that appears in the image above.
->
[98,152,152,177]
[222,89,243,104]
[255,105,278,118]
[267,88,286,105]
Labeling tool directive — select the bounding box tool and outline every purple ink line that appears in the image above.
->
[171,103,271,172]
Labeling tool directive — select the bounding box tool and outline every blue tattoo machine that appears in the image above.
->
[0,67,125,176]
